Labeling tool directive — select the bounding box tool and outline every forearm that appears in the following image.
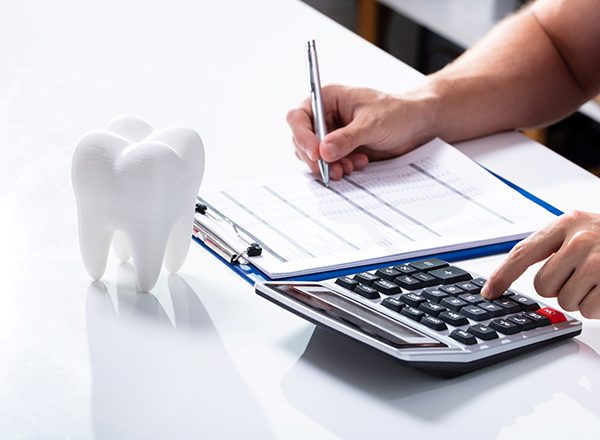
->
[422,3,600,143]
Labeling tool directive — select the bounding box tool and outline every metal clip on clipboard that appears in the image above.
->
[193,201,262,265]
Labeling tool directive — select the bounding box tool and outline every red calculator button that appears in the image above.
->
[536,307,567,324]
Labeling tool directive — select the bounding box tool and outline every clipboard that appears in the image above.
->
[192,168,563,287]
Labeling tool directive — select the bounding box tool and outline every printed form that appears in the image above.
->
[199,138,557,278]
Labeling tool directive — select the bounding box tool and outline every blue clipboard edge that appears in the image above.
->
[192,169,564,287]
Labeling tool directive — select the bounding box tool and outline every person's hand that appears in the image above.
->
[286,84,438,180]
[481,210,600,319]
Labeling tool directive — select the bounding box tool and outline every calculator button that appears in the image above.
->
[510,295,540,311]
[409,258,449,271]
[412,272,439,288]
[381,297,405,312]
[354,284,380,299]
[536,307,567,324]
[468,325,499,340]
[401,306,425,321]
[458,293,484,305]
[440,285,464,295]
[375,267,401,281]
[394,275,422,289]
[502,290,516,298]
[393,264,417,275]
[523,311,552,327]
[439,311,469,326]
[353,272,379,286]
[461,305,491,321]
[471,278,486,287]
[440,297,468,312]
[400,293,426,307]
[508,314,537,331]
[493,299,521,314]
[479,301,507,317]
[456,281,481,293]
[419,301,447,317]
[372,280,402,295]
[335,276,358,291]
[450,329,477,345]
[489,318,521,335]
[421,287,448,303]
[429,266,472,284]
[420,315,448,331]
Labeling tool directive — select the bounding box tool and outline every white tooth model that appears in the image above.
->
[72,115,205,291]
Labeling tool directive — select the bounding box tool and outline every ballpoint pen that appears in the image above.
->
[305,40,330,187]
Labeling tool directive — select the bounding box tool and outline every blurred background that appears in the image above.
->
[301,0,600,176]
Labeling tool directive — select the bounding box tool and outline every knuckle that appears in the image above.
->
[566,230,595,252]
[508,240,528,263]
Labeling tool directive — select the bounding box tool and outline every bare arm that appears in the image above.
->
[429,0,600,142]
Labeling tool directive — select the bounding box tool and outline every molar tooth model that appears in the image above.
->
[72,115,205,291]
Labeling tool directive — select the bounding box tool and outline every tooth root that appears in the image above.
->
[129,226,170,292]
[112,230,131,262]
[77,213,113,280]
[164,219,193,274]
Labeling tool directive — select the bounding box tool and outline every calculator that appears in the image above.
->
[254,258,582,376]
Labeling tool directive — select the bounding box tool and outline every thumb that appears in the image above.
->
[320,120,370,162]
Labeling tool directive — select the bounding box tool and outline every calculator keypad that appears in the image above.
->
[333,258,566,348]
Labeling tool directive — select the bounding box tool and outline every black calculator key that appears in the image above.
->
[375,267,401,281]
[394,275,422,289]
[439,311,469,326]
[471,278,486,287]
[523,311,552,327]
[450,329,477,345]
[381,297,405,312]
[393,264,417,275]
[494,299,521,314]
[508,314,537,331]
[456,281,481,293]
[400,293,426,307]
[373,280,401,295]
[502,290,516,298]
[458,293,484,305]
[441,297,468,312]
[489,318,521,335]
[440,285,464,295]
[353,272,379,286]
[429,266,472,284]
[468,325,499,340]
[354,284,380,299]
[479,301,507,317]
[510,295,540,311]
[421,287,448,303]
[419,301,447,317]
[461,305,491,321]
[412,272,439,288]
[335,276,358,291]
[409,258,449,271]
[401,306,425,321]
[421,315,448,331]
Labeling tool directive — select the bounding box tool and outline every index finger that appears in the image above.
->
[481,217,567,299]
[286,99,320,161]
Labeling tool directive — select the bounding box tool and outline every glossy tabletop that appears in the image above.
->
[1,0,599,438]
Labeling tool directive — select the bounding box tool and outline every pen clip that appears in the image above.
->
[193,200,263,265]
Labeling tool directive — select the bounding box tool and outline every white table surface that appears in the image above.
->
[1,0,599,438]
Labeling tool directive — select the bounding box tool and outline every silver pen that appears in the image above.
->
[305,40,330,187]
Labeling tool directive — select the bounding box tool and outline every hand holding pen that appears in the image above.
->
[287,47,436,181]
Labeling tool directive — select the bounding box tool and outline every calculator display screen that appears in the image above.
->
[268,284,445,349]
